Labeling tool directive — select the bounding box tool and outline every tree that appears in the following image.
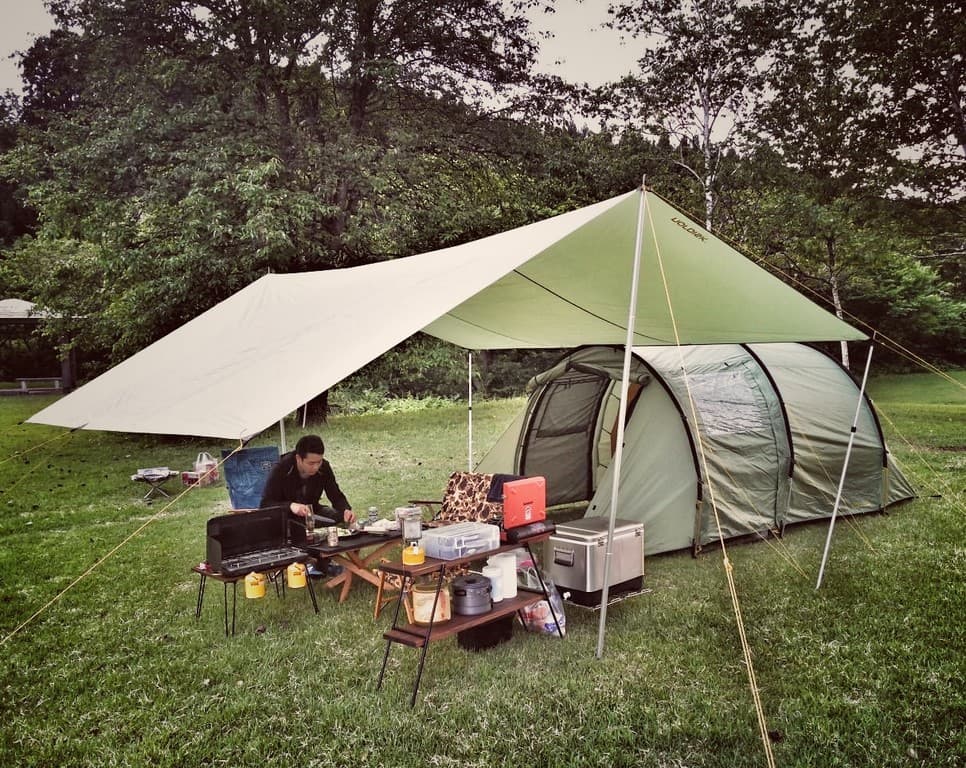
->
[592,0,782,228]
[743,0,963,367]
[1,0,560,367]
[843,0,966,201]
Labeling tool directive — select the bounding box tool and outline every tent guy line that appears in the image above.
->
[0,442,246,645]
[648,198,775,765]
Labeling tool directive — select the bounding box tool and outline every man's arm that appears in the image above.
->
[319,462,352,523]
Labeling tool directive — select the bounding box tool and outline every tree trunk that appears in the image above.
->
[303,390,330,424]
[826,237,850,370]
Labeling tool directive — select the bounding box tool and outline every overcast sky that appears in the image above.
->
[0,0,641,96]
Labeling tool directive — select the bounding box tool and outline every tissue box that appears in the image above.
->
[422,522,500,560]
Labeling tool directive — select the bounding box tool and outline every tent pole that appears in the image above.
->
[278,418,287,454]
[596,181,648,659]
[816,341,875,589]
[468,352,473,470]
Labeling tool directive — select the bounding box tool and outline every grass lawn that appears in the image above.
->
[0,372,963,768]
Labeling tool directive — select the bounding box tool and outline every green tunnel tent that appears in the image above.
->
[477,343,915,555]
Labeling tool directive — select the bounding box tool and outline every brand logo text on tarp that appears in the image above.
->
[671,217,708,242]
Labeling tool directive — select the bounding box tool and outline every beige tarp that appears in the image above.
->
[29,189,864,439]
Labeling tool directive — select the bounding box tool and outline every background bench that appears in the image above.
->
[15,377,63,394]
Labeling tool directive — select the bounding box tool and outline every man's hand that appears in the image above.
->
[291,502,312,518]
[344,509,357,525]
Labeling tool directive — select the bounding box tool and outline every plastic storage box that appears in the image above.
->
[422,522,501,560]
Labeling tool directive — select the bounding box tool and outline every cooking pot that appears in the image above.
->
[452,574,492,616]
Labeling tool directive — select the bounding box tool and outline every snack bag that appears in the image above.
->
[518,575,567,638]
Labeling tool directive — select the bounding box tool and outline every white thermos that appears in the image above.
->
[487,552,517,599]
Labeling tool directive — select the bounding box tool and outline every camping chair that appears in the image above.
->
[221,445,280,511]
[409,470,505,524]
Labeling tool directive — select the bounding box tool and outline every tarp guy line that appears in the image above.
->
[781,404,881,554]
[0,429,78,499]
[0,428,77,467]
[875,409,962,509]
[643,189,777,768]
[652,191,963,389]
[1,443,244,645]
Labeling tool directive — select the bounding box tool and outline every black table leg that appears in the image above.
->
[195,573,207,618]
[409,566,445,707]
[306,575,319,613]
[222,582,230,636]
[377,574,410,690]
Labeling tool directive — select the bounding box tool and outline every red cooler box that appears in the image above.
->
[544,517,644,607]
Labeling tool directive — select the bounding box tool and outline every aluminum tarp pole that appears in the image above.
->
[278,418,287,454]
[816,342,875,589]
[468,352,474,470]
[596,182,647,659]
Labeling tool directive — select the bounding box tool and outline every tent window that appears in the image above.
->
[686,370,770,435]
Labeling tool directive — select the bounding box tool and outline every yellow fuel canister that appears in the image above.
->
[402,542,425,565]
[244,571,267,599]
[286,562,307,589]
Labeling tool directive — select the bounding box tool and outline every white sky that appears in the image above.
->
[0,0,641,95]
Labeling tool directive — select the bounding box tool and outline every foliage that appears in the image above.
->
[594,0,783,227]
[838,0,966,200]
[754,0,964,202]
[335,334,565,404]
[0,376,963,767]
[1,0,562,363]
[0,0,961,382]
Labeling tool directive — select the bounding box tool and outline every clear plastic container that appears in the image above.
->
[422,522,500,560]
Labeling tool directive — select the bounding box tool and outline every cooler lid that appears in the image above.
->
[554,517,642,539]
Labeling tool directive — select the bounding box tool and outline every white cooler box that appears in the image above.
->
[544,517,644,606]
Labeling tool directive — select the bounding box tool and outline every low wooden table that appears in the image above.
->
[303,532,402,603]
[376,531,562,707]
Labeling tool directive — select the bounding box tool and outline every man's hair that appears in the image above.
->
[295,434,325,457]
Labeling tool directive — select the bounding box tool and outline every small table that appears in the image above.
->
[131,469,179,501]
[376,531,561,707]
[304,532,402,603]
[192,563,319,636]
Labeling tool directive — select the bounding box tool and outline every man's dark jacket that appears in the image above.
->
[259,451,351,526]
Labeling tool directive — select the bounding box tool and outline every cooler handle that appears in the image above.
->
[553,547,574,567]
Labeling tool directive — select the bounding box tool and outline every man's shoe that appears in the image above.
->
[326,562,344,577]
[306,564,324,578]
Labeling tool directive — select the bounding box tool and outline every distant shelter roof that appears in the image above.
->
[0,299,49,323]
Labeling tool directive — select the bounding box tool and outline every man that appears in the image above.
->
[260,434,358,536]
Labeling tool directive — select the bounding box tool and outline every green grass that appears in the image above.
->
[0,376,963,768]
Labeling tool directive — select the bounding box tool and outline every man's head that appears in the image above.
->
[294,434,325,478]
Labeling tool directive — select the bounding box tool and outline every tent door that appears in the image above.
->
[520,372,610,506]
